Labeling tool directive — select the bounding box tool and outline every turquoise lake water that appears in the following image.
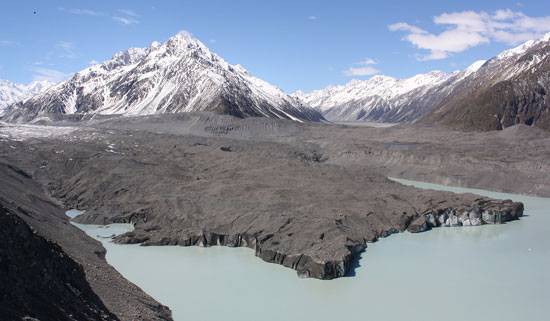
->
[70,178,550,321]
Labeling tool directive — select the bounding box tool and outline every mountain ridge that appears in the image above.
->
[3,33,324,123]
[423,33,550,131]
[295,33,550,131]
[4,32,550,130]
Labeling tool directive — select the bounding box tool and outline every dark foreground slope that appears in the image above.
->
[0,115,525,279]
[0,163,172,321]
[0,203,117,321]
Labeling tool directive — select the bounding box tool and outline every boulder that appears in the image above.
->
[408,216,429,233]
[469,207,482,220]
[470,217,483,226]
[425,213,438,227]
[482,210,496,224]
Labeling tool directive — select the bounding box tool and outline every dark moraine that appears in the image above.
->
[0,114,526,280]
[382,142,424,147]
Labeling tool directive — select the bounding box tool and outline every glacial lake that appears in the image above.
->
[70,178,550,321]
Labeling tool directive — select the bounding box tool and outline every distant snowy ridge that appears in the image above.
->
[5,31,549,126]
[295,32,550,123]
[293,67,475,122]
[422,32,550,131]
[4,33,323,123]
[0,79,54,115]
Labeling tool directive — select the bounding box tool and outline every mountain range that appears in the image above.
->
[2,32,549,131]
[0,79,53,116]
[296,33,550,131]
[3,33,323,123]
[293,64,483,123]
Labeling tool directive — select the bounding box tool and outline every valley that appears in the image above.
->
[1,25,549,321]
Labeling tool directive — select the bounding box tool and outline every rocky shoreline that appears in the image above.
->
[0,162,173,320]
[112,200,523,279]
[408,202,524,232]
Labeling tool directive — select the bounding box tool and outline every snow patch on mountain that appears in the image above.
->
[0,79,54,115]
[294,70,450,116]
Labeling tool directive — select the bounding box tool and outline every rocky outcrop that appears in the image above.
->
[407,202,524,233]
[112,200,522,280]
[116,230,364,280]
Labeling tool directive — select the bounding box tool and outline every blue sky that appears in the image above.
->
[1,0,550,92]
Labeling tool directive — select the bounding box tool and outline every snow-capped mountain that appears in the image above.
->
[4,33,324,123]
[293,63,488,123]
[424,32,550,131]
[296,32,550,129]
[0,79,54,115]
[294,71,446,122]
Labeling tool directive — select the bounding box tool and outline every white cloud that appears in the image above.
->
[308,16,317,20]
[89,59,99,65]
[0,40,18,47]
[177,30,193,37]
[113,16,139,25]
[58,7,100,16]
[114,9,139,25]
[59,7,141,25]
[389,9,550,60]
[118,9,138,17]
[343,57,380,76]
[343,66,380,76]
[32,68,72,83]
[388,22,427,34]
[209,39,216,44]
[57,42,76,59]
[358,58,377,65]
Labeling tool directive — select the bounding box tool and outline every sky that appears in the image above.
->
[1,0,550,93]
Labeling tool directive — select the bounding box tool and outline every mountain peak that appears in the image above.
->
[163,32,210,56]
[25,80,55,92]
[103,46,151,71]
[3,33,324,123]
[175,30,194,41]
[495,33,550,61]
[347,78,366,86]
[369,75,396,82]
[98,33,214,73]
[149,41,162,49]
[466,60,487,73]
